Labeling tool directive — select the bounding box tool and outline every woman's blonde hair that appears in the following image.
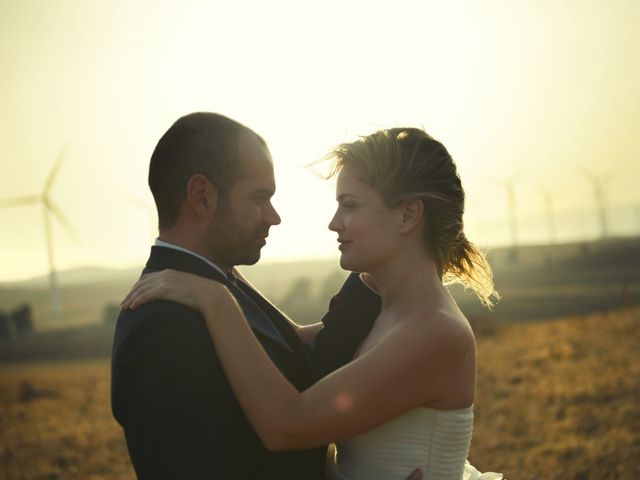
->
[326,127,500,308]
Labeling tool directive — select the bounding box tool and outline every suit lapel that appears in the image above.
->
[235,279,319,377]
[144,246,294,355]
[226,280,296,355]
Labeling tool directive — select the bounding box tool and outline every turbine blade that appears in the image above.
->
[0,195,41,207]
[44,145,68,194]
[47,200,81,243]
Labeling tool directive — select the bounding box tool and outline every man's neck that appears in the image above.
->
[156,234,231,273]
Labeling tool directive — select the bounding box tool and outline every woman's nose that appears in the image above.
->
[328,211,342,232]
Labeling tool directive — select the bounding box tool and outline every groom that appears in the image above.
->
[112,113,419,479]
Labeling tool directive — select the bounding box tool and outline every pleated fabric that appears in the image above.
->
[326,406,503,480]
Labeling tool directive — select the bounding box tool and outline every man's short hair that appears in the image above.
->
[148,112,265,230]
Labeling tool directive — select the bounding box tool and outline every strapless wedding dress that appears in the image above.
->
[326,406,503,480]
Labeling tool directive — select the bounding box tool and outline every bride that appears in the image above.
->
[122,127,504,480]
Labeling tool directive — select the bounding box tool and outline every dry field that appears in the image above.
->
[1,307,638,479]
[469,307,640,479]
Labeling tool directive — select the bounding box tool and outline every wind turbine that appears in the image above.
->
[494,173,521,261]
[0,146,79,313]
[582,170,614,239]
[538,186,557,245]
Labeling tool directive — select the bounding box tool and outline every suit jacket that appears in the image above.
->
[111,246,380,479]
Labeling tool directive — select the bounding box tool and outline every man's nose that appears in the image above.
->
[266,203,281,226]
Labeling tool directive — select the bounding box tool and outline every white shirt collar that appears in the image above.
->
[154,238,228,278]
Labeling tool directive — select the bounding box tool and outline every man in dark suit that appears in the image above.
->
[111,113,386,479]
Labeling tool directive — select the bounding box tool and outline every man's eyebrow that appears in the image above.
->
[251,188,275,197]
[336,193,357,201]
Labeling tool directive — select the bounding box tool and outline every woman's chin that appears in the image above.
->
[339,254,360,272]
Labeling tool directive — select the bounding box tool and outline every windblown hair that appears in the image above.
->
[327,127,499,308]
[148,112,265,230]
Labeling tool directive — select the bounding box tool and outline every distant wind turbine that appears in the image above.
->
[0,146,79,313]
[538,187,557,245]
[582,170,614,239]
[504,181,518,248]
[494,173,521,261]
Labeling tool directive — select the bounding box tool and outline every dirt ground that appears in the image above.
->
[1,307,638,479]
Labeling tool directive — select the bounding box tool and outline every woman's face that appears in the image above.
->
[328,164,401,272]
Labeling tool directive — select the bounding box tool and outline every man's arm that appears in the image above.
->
[311,272,382,376]
[297,273,379,344]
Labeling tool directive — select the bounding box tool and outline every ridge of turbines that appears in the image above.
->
[0,152,632,312]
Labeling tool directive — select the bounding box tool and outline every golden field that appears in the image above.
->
[0,307,638,479]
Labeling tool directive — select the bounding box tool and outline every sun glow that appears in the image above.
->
[1,0,639,281]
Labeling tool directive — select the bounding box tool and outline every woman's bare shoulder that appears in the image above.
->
[397,308,476,407]
[402,306,475,362]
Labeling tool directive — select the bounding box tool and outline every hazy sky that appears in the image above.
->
[1,0,639,281]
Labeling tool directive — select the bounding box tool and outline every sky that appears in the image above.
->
[1,0,639,282]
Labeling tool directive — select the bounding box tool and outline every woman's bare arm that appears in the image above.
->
[122,270,469,452]
[197,289,464,450]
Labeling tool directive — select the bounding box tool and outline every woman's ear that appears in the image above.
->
[399,198,424,234]
[186,174,218,219]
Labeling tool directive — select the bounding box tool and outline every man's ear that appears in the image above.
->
[185,174,218,219]
[399,198,424,234]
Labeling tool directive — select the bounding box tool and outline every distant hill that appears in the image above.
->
[1,236,639,334]
[2,266,142,288]
[452,236,640,321]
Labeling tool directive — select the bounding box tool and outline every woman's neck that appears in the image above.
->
[371,248,445,315]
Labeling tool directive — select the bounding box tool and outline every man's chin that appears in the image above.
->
[236,251,261,266]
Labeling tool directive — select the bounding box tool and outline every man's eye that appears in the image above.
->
[340,202,356,209]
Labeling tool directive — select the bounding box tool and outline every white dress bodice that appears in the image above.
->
[326,406,503,480]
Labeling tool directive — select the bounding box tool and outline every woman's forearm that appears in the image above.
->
[200,291,306,450]
[122,271,434,454]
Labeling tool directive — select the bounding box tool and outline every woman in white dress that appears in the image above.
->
[122,127,503,480]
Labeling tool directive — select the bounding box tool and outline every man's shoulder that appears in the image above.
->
[115,300,202,334]
[112,301,211,362]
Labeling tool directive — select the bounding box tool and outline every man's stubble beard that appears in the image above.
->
[207,204,267,268]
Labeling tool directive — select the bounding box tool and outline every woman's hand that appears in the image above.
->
[120,269,228,311]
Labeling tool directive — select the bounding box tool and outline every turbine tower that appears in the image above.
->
[538,187,557,245]
[583,170,613,239]
[505,181,518,247]
[0,147,79,313]
[496,174,520,261]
